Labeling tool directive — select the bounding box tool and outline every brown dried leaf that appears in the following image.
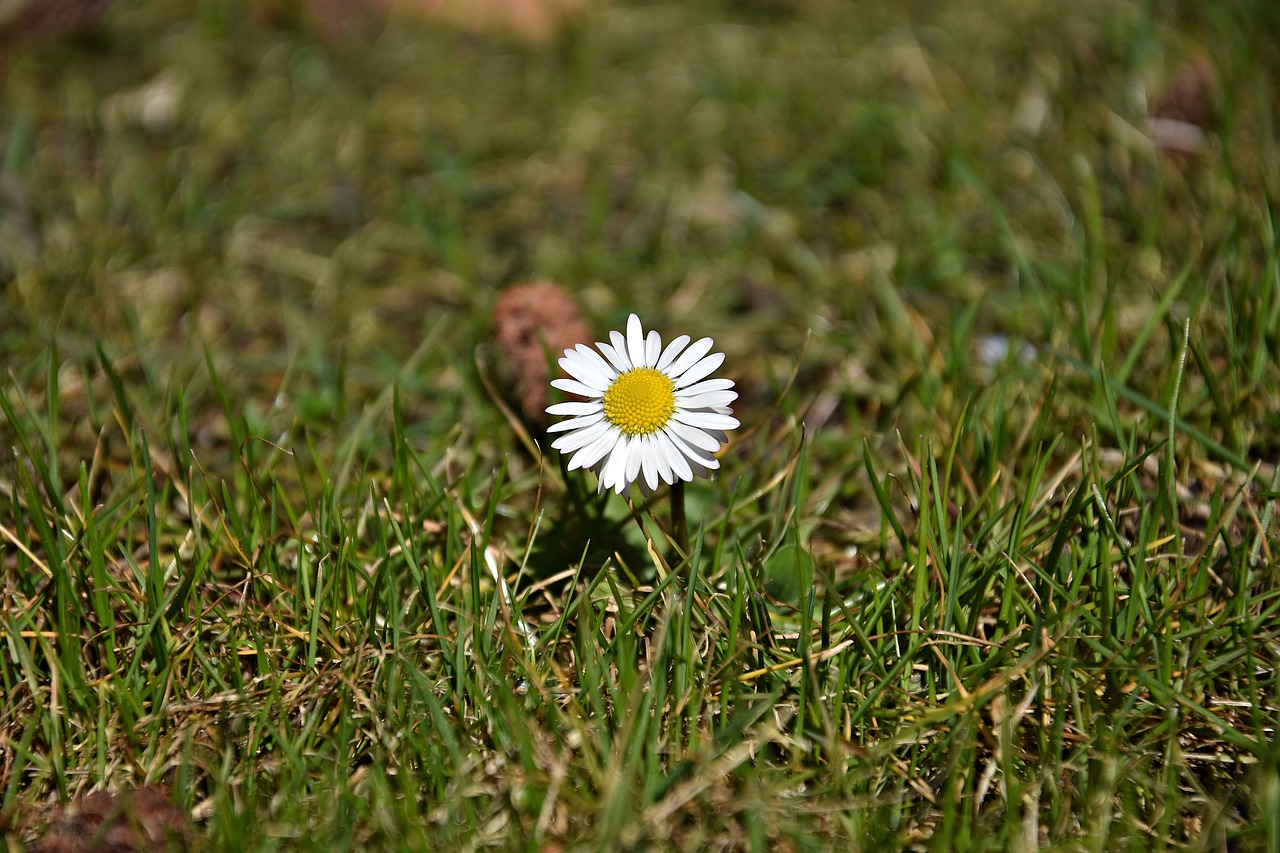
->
[493,281,593,426]
[32,786,190,853]
[1148,56,1217,158]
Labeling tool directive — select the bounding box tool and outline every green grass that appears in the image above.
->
[2,0,1280,849]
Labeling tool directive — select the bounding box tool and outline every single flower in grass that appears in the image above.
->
[546,313,738,494]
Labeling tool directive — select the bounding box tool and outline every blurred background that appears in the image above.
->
[4,2,1280,846]
[1,0,1277,489]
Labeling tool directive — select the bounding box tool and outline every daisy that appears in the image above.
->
[546,314,739,495]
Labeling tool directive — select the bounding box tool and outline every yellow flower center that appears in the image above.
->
[602,368,676,436]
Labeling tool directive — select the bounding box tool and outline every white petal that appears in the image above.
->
[640,437,660,491]
[626,315,647,370]
[592,451,615,490]
[665,337,714,381]
[645,330,662,367]
[552,421,609,451]
[551,377,604,398]
[546,412,605,435]
[624,435,643,486]
[676,391,737,409]
[666,429,719,470]
[547,401,603,417]
[674,351,725,389]
[678,377,734,396]
[569,429,621,471]
[656,334,691,372]
[597,341,630,375]
[609,330,634,371]
[602,440,631,493]
[645,434,671,486]
[654,431,689,482]
[557,350,609,387]
[668,420,724,452]
[570,344,617,385]
[558,354,603,389]
[674,410,740,431]
[684,456,717,480]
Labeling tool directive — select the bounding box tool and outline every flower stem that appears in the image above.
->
[671,480,688,561]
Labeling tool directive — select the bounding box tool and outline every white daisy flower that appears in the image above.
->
[546,314,739,495]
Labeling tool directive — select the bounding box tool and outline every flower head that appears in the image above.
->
[546,314,739,494]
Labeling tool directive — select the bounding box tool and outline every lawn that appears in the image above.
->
[2,0,1279,849]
